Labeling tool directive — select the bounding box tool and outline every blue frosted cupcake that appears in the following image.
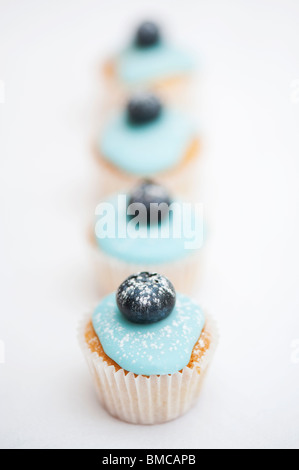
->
[96,93,200,199]
[92,180,205,295]
[103,21,196,106]
[79,272,218,424]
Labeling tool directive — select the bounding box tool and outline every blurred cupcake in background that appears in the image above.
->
[95,93,201,199]
[91,180,205,295]
[79,272,218,424]
[103,21,196,108]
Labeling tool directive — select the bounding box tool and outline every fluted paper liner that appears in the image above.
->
[78,313,218,425]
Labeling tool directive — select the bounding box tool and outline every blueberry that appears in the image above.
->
[135,21,160,48]
[127,93,162,125]
[128,180,172,225]
[116,272,176,324]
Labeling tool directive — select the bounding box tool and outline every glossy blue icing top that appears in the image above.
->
[95,196,204,264]
[116,43,194,84]
[92,293,205,376]
[100,110,195,176]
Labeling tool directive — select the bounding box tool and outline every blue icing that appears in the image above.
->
[92,293,205,376]
[100,110,195,175]
[96,196,204,264]
[116,43,195,84]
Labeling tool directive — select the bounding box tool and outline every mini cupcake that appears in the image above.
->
[79,272,218,424]
[103,21,196,107]
[96,93,200,199]
[92,180,205,295]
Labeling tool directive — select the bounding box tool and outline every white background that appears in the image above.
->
[0,0,299,449]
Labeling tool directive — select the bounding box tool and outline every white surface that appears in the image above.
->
[0,0,299,449]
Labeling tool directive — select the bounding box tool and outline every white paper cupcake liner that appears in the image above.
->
[78,313,218,425]
[90,242,204,296]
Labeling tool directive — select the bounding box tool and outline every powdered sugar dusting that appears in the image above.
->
[117,272,175,315]
[92,292,205,376]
